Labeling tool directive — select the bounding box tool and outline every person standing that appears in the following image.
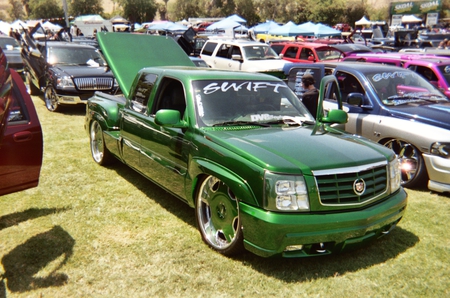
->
[301,74,319,118]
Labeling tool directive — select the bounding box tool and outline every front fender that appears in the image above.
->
[87,94,123,130]
[188,158,259,208]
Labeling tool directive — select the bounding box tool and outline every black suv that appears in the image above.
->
[22,40,118,112]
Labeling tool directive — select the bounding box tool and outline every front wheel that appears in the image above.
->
[195,175,244,256]
[44,85,59,112]
[382,138,427,188]
[90,120,114,166]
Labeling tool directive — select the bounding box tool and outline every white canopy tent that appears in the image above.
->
[355,16,372,26]
[402,15,422,23]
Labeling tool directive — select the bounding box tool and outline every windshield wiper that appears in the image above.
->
[212,121,270,127]
[386,94,447,104]
[264,117,315,126]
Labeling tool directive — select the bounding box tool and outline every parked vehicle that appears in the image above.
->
[85,33,407,258]
[343,52,450,98]
[0,47,43,196]
[285,62,450,192]
[270,42,344,63]
[199,39,289,78]
[21,40,118,112]
[0,36,25,80]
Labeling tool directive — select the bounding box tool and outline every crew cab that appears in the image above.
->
[270,42,344,63]
[343,52,450,98]
[85,33,408,258]
[21,37,118,112]
[0,47,43,196]
[199,39,289,78]
[286,62,450,193]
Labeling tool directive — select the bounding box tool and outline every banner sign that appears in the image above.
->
[391,0,441,15]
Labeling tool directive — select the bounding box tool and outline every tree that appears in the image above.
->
[345,1,368,28]
[119,0,158,24]
[29,0,64,19]
[69,0,104,16]
[308,0,347,25]
[234,0,259,26]
[8,0,26,20]
[171,0,201,21]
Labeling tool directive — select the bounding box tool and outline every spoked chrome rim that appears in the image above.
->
[384,139,420,185]
[196,176,239,250]
[44,87,58,111]
[90,121,104,163]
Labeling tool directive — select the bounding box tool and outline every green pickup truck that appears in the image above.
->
[85,33,407,258]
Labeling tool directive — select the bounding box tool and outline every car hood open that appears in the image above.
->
[97,33,195,98]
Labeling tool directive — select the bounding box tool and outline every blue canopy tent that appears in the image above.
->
[225,14,246,23]
[250,21,280,34]
[149,21,188,32]
[313,23,342,37]
[268,21,314,37]
[206,19,248,31]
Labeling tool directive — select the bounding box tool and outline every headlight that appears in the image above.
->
[389,157,401,193]
[430,142,450,158]
[265,172,309,211]
[56,76,75,88]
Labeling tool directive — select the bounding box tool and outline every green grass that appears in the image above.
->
[0,95,449,297]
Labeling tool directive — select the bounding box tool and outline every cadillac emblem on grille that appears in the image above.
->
[353,178,366,195]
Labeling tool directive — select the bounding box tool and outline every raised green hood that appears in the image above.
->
[96,32,195,98]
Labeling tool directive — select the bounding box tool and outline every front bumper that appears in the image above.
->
[54,91,94,105]
[423,153,450,193]
[239,188,407,258]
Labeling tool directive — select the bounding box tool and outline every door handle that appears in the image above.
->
[13,131,32,142]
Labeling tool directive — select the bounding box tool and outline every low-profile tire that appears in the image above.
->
[44,85,60,112]
[382,138,428,189]
[26,72,40,96]
[195,175,244,256]
[90,120,114,166]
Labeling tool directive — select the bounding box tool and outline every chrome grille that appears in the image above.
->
[73,77,113,91]
[315,162,388,206]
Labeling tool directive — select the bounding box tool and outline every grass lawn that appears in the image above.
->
[0,95,449,297]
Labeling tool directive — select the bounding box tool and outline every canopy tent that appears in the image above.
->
[149,21,188,32]
[10,19,28,30]
[402,15,422,23]
[225,14,246,23]
[297,21,316,31]
[249,20,280,34]
[42,21,62,31]
[206,19,247,31]
[313,23,342,37]
[355,16,372,26]
[0,21,11,35]
[268,21,314,37]
[110,16,130,24]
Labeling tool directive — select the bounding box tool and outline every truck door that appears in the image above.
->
[139,78,189,201]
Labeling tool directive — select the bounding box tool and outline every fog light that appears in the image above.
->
[285,245,303,251]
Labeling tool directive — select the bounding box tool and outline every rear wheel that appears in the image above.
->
[44,85,59,112]
[90,120,114,165]
[195,175,244,256]
[382,138,427,188]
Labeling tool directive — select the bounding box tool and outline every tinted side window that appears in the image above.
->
[284,46,298,58]
[270,45,284,55]
[130,72,157,113]
[201,42,218,56]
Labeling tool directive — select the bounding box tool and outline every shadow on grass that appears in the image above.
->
[1,226,75,294]
[234,226,419,281]
[34,95,86,116]
[0,207,70,231]
[111,162,195,227]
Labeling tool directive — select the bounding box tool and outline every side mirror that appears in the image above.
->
[321,109,348,124]
[155,109,188,128]
[231,54,243,61]
[308,55,315,61]
[279,53,284,58]
[347,93,364,106]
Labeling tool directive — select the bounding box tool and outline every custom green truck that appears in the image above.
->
[85,33,407,258]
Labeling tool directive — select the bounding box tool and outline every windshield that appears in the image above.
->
[0,37,20,50]
[367,70,447,105]
[242,45,280,60]
[316,49,342,61]
[192,80,314,127]
[47,46,107,66]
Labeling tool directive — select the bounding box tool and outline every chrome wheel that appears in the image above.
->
[383,139,427,188]
[195,175,244,255]
[44,86,59,112]
[90,120,113,165]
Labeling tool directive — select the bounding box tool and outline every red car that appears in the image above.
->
[0,47,43,196]
[270,42,344,63]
